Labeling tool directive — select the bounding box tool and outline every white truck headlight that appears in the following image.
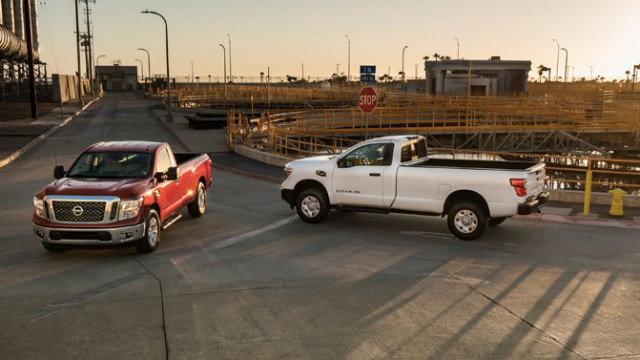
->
[119,197,143,220]
[33,197,46,218]
[284,167,293,179]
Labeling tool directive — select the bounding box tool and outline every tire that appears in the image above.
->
[42,243,65,252]
[488,217,507,227]
[187,182,207,218]
[137,210,161,254]
[295,188,329,223]
[447,201,488,241]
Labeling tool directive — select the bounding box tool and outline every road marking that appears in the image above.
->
[27,271,148,322]
[401,230,454,239]
[209,215,299,251]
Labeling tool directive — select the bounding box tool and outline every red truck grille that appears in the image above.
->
[52,201,106,222]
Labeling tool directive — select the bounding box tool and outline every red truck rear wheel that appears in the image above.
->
[187,182,207,218]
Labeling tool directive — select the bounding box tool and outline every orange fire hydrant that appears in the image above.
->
[608,188,626,217]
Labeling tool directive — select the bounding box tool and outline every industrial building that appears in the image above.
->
[0,0,47,101]
[95,65,138,91]
[424,57,531,96]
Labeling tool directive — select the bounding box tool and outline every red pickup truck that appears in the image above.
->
[33,141,212,253]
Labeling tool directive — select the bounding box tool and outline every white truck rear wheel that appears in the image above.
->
[447,202,487,240]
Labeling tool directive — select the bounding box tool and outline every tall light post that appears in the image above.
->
[345,35,350,82]
[301,62,304,82]
[227,33,232,83]
[96,54,105,91]
[336,63,340,79]
[454,37,459,59]
[561,47,568,83]
[191,60,194,83]
[415,64,418,80]
[590,65,593,80]
[135,58,144,83]
[401,45,408,82]
[142,10,173,122]
[218,44,227,98]
[137,48,151,83]
[552,38,560,82]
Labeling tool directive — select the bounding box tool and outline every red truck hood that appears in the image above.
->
[40,177,151,199]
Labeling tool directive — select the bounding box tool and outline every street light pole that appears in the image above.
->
[301,62,304,81]
[561,47,568,83]
[454,37,459,59]
[336,63,340,78]
[137,48,151,83]
[135,58,144,83]
[96,54,105,91]
[402,45,408,82]
[345,35,350,82]
[218,44,227,99]
[142,10,172,122]
[191,60,194,83]
[227,33,232,83]
[553,38,560,82]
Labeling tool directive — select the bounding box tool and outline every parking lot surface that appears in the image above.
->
[1,93,639,360]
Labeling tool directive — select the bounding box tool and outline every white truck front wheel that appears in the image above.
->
[296,188,329,223]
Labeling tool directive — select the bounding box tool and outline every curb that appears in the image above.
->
[147,107,283,184]
[0,96,102,169]
[517,213,640,230]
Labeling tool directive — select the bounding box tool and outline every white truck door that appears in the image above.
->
[332,142,394,207]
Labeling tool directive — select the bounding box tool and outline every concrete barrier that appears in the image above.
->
[548,189,640,208]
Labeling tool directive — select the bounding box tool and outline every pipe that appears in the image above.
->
[29,0,37,50]
[0,23,38,60]
[2,0,14,32]
[13,0,23,39]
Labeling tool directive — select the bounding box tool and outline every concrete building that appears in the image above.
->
[425,57,531,96]
[95,65,138,91]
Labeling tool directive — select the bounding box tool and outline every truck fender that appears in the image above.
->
[443,190,489,217]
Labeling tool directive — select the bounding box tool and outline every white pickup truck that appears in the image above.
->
[280,135,548,240]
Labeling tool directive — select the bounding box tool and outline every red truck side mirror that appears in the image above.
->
[54,165,65,179]
[154,167,178,182]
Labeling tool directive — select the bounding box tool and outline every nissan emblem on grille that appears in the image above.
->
[72,206,84,217]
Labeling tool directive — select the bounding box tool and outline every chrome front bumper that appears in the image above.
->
[33,222,146,246]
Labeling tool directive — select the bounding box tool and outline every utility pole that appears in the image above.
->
[82,0,96,92]
[22,0,37,118]
[75,0,83,106]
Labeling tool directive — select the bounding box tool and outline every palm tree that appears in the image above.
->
[433,53,440,61]
[423,55,430,61]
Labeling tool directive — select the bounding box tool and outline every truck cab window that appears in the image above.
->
[156,148,173,173]
[343,143,392,166]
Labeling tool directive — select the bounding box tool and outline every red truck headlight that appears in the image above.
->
[119,197,144,220]
[33,197,46,218]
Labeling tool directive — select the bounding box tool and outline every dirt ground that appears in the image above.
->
[0,102,61,121]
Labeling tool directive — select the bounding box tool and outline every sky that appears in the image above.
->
[34,0,640,82]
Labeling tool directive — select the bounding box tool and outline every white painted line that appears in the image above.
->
[209,215,299,251]
[400,230,454,239]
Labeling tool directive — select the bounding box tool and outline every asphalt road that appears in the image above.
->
[1,92,639,360]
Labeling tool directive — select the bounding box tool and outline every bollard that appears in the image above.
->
[583,170,593,216]
[608,188,626,216]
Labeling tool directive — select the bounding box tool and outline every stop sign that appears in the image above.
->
[358,87,378,114]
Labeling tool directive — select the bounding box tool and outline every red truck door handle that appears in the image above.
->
[369,173,381,177]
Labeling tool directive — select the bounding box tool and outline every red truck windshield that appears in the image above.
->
[67,152,153,179]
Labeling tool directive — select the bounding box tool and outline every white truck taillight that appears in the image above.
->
[510,178,527,197]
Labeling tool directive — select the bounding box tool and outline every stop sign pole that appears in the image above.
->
[359,86,378,138]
